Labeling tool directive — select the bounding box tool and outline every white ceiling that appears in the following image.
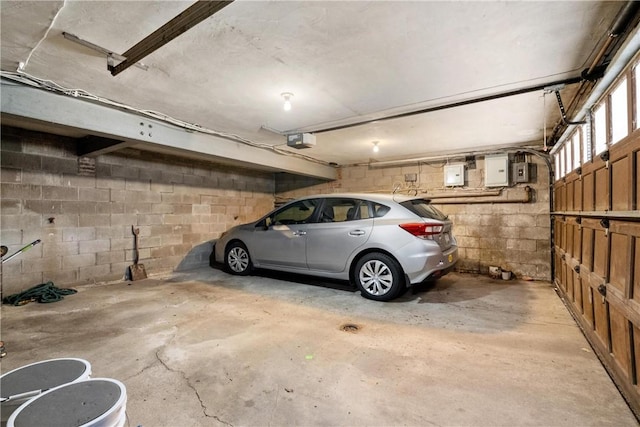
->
[0,1,629,166]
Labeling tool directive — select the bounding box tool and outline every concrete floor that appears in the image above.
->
[1,268,637,426]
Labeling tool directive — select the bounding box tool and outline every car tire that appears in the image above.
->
[225,241,252,275]
[354,253,405,301]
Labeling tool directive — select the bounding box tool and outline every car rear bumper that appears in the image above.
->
[402,244,458,284]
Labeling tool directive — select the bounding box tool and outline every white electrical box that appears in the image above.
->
[444,163,465,186]
[287,133,316,149]
[485,154,509,187]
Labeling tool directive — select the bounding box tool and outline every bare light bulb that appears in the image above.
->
[281,92,293,111]
[372,141,380,153]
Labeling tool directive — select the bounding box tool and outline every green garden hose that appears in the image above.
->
[2,281,77,306]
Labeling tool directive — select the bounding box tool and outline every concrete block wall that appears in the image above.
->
[276,155,551,280]
[1,126,274,294]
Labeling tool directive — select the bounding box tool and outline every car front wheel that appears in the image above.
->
[354,253,405,301]
[225,242,252,275]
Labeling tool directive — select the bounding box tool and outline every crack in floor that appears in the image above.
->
[155,350,233,426]
[124,359,157,381]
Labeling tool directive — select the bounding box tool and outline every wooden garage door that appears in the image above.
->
[554,133,640,415]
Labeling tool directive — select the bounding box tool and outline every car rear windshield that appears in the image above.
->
[400,199,448,220]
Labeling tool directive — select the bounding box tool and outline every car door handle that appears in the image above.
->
[293,230,307,236]
[349,230,366,236]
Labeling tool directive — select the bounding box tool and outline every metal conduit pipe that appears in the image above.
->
[419,190,503,199]
[359,143,541,168]
[430,186,532,204]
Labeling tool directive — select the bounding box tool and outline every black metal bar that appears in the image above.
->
[110,1,233,76]
[554,90,586,125]
[305,76,583,135]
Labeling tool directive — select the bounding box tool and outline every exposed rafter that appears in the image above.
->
[109,0,233,76]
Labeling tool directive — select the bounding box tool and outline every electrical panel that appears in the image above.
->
[484,154,509,187]
[286,133,316,149]
[444,163,465,186]
[404,173,417,183]
[512,162,535,183]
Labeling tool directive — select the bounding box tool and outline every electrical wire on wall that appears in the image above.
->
[21,1,67,70]
[0,70,332,167]
[543,91,548,151]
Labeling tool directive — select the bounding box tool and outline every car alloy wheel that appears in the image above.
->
[355,253,404,301]
[225,242,252,275]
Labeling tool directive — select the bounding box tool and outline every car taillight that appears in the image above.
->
[399,223,443,240]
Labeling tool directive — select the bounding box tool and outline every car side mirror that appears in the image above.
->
[258,218,273,230]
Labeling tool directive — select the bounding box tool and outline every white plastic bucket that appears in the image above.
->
[6,378,127,427]
[1,358,91,423]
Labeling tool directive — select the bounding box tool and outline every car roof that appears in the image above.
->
[292,192,424,204]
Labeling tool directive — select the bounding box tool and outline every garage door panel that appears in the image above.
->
[637,151,640,209]
[573,270,583,310]
[573,179,583,211]
[595,167,609,211]
[555,185,566,211]
[555,217,565,248]
[581,220,597,271]
[593,228,608,278]
[573,221,582,262]
[582,172,595,211]
[566,263,574,301]
[612,156,632,211]
[567,181,575,211]
[592,288,610,349]
[559,256,568,292]
[636,238,640,304]
[555,251,563,289]
[582,277,595,328]
[635,324,640,387]
[610,303,632,379]
[566,221,575,257]
[608,221,640,304]
[610,231,630,295]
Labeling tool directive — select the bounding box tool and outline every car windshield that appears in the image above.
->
[400,199,448,220]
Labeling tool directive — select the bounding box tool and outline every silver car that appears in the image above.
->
[214,193,458,301]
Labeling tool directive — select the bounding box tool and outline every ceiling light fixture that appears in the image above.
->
[281,92,293,111]
[372,141,380,153]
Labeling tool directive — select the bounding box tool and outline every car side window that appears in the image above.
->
[373,203,390,218]
[319,198,371,222]
[350,201,373,220]
[271,199,319,225]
